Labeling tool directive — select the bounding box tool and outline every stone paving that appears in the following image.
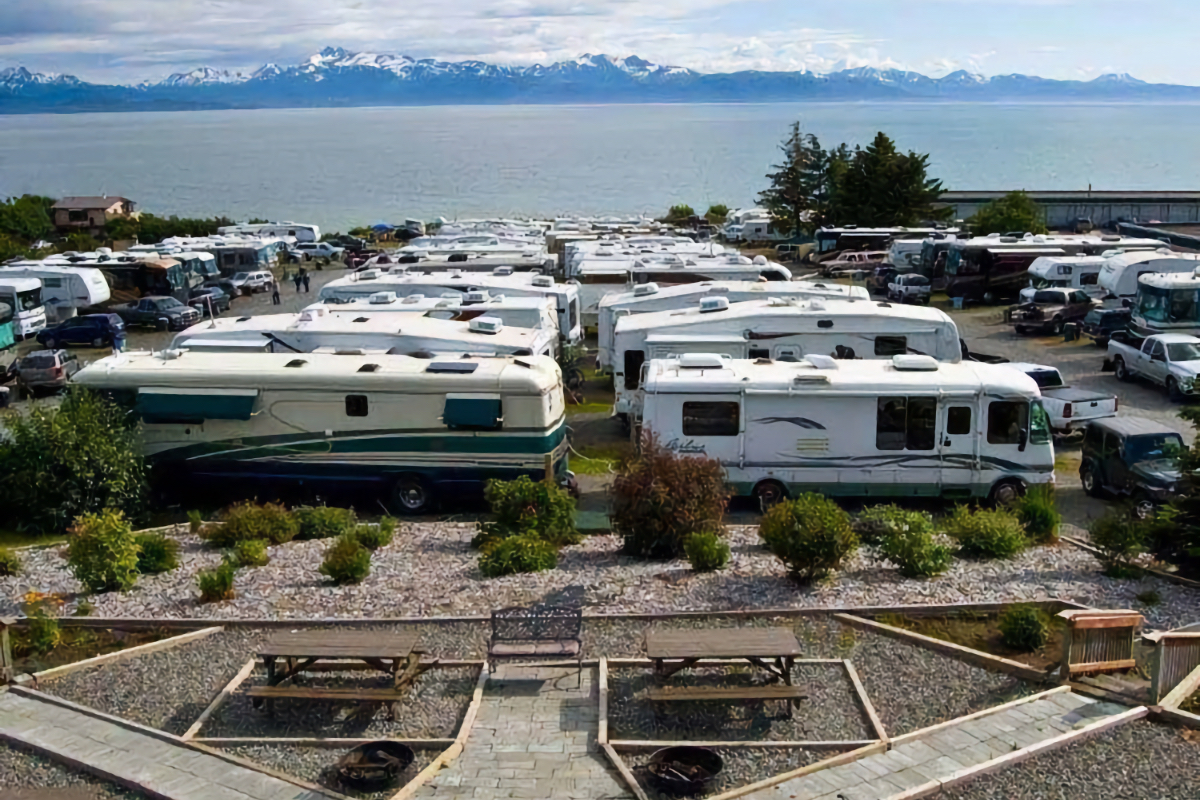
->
[415,664,633,800]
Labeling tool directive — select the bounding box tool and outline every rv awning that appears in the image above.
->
[176,339,272,353]
[645,334,745,344]
[136,387,259,422]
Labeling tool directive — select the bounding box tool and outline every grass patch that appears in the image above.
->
[570,443,631,475]
[874,611,1064,671]
[0,529,68,549]
[566,401,614,416]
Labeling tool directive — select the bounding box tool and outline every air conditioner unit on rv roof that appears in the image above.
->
[369,291,397,304]
[469,316,504,334]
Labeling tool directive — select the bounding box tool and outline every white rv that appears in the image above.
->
[640,354,1053,505]
[1019,255,1108,303]
[0,277,47,339]
[597,281,871,370]
[612,297,963,419]
[0,264,110,322]
[218,222,321,242]
[1131,270,1200,336]
[1098,251,1200,299]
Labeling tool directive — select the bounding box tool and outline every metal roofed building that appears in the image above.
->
[939,191,1200,229]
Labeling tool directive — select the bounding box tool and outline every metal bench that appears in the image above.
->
[488,605,584,686]
[646,685,807,719]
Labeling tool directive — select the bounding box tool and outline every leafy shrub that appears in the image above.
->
[319,534,371,585]
[944,506,1027,560]
[0,548,21,577]
[478,535,559,577]
[1135,589,1162,607]
[879,528,954,578]
[1011,485,1060,544]
[294,506,357,540]
[134,532,179,575]
[206,501,299,547]
[477,476,579,549]
[999,605,1050,652]
[759,494,858,583]
[684,532,731,572]
[233,539,269,568]
[28,607,61,654]
[352,522,394,551]
[612,434,730,559]
[1089,508,1146,578]
[187,510,203,535]
[66,509,140,593]
[854,505,935,545]
[197,561,236,603]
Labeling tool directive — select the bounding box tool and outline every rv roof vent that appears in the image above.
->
[805,354,838,370]
[633,283,660,297]
[987,232,1001,238]
[358,363,381,372]
[440,293,460,300]
[369,291,397,304]
[531,275,554,287]
[358,269,380,281]
[285,359,307,368]
[334,348,366,355]
[753,255,767,265]
[845,225,857,230]
[402,293,426,303]
[469,316,504,334]
[465,290,490,303]
[297,308,328,323]
[892,354,939,371]
[236,316,252,323]
[999,236,1020,244]
[1101,235,1121,242]
[493,266,515,276]
[706,285,730,294]
[678,353,727,369]
[699,296,730,313]
[353,316,369,323]
[809,299,826,311]
[427,361,479,374]
[768,297,792,307]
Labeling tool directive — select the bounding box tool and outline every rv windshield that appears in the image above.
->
[14,287,42,311]
[1137,285,1200,324]
[1033,278,1068,290]
[944,249,977,276]
[0,302,12,325]
[1029,401,1051,445]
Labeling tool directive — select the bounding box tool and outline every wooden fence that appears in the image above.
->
[1057,609,1143,680]
[1144,630,1200,704]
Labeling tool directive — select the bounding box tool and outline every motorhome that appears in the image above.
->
[596,280,871,370]
[1131,270,1200,336]
[1097,251,1200,299]
[1019,255,1109,303]
[72,350,569,513]
[0,277,47,339]
[217,222,321,242]
[0,264,110,322]
[171,305,557,358]
[384,252,553,274]
[398,235,543,261]
[817,227,961,257]
[564,237,721,278]
[612,297,962,420]
[0,301,14,350]
[640,354,1053,505]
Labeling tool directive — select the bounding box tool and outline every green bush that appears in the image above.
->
[352,522,394,551]
[944,506,1028,560]
[612,434,730,559]
[854,505,935,545]
[187,510,203,535]
[759,494,858,583]
[319,534,371,585]
[28,608,61,654]
[478,535,559,577]
[233,539,269,568]
[66,509,140,593]
[1011,485,1060,544]
[294,506,357,540]
[999,605,1051,651]
[0,548,21,577]
[684,532,731,572]
[880,528,954,578]
[197,561,236,603]
[477,476,579,549]
[134,532,180,575]
[205,501,299,547]
[1089,508,1146,578]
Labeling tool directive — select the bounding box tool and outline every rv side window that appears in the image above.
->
[624,350,645,390]
[682,402,739,437]
[876,397,908,450]
[345,395,369,417]
[907,398,936,451]
[947,407,972,436]
[987,402,1028,445]
[874,336,907,357]
[444,395,503,430]
[877,396,937,451]
[749,347,770,360]
[1080,273,1098,286]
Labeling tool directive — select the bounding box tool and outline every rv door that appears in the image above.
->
[939,401,979,498]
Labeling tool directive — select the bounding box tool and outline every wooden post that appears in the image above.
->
[544,453,553,486]
[0,617,15,684]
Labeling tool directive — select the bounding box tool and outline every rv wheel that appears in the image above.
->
[392,474,434,515]
[988,479,1025,507]
[753,480,788,511]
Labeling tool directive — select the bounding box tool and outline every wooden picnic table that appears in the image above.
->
[645,628,803,684]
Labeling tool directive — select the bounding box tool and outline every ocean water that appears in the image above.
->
[0,102,1196,233]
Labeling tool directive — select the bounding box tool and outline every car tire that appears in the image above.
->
[1080,462,1104,498]
[44,337,56,349]
[1015,325,1027,336]
[988,478,1025,506]
[1113,357,1130,382]
[752,480,788,512]
[391,474,434,515]
[1051,317,1064,335]
[1167,377,1185,403]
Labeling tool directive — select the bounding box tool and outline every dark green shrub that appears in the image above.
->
[319,534,371,585]
[478,535,559,578]
[294,506,357,540]
[233,539,269,568]
[197,561,236,603]
[28,608,61,654]
[854,505,935,545]
[351,523,394,551]
[684,532,730,572]
[1011,485,1060,544]
[880,528,954,578]
[612,434,730,559]
[999,605,1050,651]
[205,501,299,547]
[134,532,180,575]
[66,509,140,593]
[1089,508,1146,578]
[759,494,858,583]
[944,506,1027,559]
[477,476,579,549]
[0,548,21,577]
[187,510,203,535]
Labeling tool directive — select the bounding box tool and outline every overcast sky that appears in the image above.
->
[0,0,1192,85]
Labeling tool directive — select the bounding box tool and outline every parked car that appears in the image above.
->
[1007,288,1098,335]
[820,251,887,278]
[1108,332,1200,402]
[228,271,275,296]
[1003,363,1117,436]
[1081,306,1132,347]
[292,242,345,261]
[188,285,231,315]
[887,273,932,304]
[36,313,126,349]
[865,265,899,295]
[204,278,239,299]
[13,349,81,394]
[1079,417,1184,516]
[112,295,201,331]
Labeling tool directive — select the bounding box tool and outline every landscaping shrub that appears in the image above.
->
[66,509,140,593]
[0,548,20,577]
[759,493,858,583]
[478,535,559,578]
[187,510,203,535]
[206,501,299,547]
[294,506,357,540]
[1088,507,1146,578]
[233,539,269,568]
[319,534,371,585]
[879,528,954,578]
[854,505,935,545]
[28,607,61,654]
[477,476,579,549]
[1011,485,1060,544]
[999,605,1051,652]
[684,532,731,572]
[944,506,1027,559]
[197,561,236,603]
[134,532,179,575]
[351,522,394,551]
[612,434,730,559]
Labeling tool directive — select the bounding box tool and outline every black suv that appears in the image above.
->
[189,285,232,315]
[1080,417,1185,516]
[1081,306,1131,347]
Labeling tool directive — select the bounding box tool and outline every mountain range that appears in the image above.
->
[2,47,1197,114]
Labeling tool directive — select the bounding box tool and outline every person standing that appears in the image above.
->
[272,283,281,305]
[293,270,303,293]
[302,272,311,293]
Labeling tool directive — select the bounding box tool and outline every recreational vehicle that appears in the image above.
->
[0,264,110,322]
[1098,251,1200,299]
[0,302,14,350]
[0,278,47,339]
[217,222,321,242]
[612,297,962,420]
[640,354,1053,505]
[1131,271,1200,336]
[72,350,570,513]
[1018,256,1108,303]
[817,227,961,256]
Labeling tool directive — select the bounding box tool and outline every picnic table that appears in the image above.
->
[645,628,802,683]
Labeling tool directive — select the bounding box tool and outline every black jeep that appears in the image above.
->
[1079,417,1185,516]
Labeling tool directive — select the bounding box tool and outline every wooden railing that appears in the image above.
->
[1143,629,1200,704]
[1057,609,1143,680]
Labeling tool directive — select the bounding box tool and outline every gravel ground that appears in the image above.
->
[222,743,439,800]
[939,720,1200,800]
[626,746,827,799]
[0,741,148,798]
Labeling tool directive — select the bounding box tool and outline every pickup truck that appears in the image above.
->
[1004,362,1118,436]
[112,295,201,331]
[1108,332,1200,402]
[1007,288,1098,335]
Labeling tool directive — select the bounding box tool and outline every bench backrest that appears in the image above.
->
[491,605,582,643]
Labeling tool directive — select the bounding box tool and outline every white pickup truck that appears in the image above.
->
[1108,332,1200,402]
[1005,363,1118,436]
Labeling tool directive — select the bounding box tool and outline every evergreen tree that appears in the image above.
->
[757,122,829,236]
[968,191,1048,236]
[832,132,949,227]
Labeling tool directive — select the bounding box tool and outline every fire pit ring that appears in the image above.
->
[336,741,415,791]
[646,746,724,796]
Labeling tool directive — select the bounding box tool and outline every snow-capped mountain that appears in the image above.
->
[1,49,1196,113]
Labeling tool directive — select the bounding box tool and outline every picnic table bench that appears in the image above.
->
[488,605,583,686]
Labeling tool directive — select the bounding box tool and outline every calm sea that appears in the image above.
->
[0,102,1195,233]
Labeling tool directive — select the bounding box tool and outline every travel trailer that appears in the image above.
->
[596,280,871,370]
[1131,271,1200,336]
[217,222,321,242]
[640,354,1053,506]
[611,297,962,420]
[72,350,570,514]
[1097,251,1200,299]
[1019,255,1109,303]
[0,264,111,322]
[0,277,47,339]
[171,305,557,358]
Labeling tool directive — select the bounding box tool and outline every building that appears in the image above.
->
[51,196,136,237]
[939,191,1200,229]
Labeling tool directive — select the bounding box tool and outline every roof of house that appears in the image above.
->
[51,196,133,210]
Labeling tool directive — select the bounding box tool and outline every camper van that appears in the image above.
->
[1098,251,1200,299]
[597,280,871,370]
[640,354,1053,506]
[0,278,47,339]
[1019,256,1108,303]
[0,264,111,322]
[612,297,962,420]
[72,350,569,513]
